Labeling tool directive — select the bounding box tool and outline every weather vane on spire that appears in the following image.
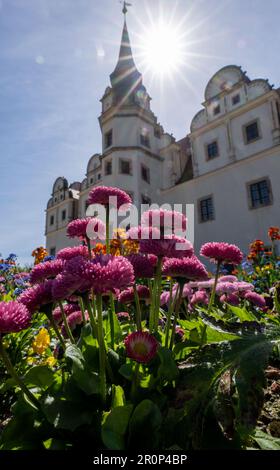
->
[120,1,132,16]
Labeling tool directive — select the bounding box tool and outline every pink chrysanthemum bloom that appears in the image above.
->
[0,301,31,333]
[124,331,158,363]
[84,254,134,294]
[215,282,238,295]
[61,310,84,337]
[233,281,254,292]
[117,311,130,322]
[87,186,132,209]
[118,285,150,304]
[196,279,215,290]
[220,293,240,306]
[140,235,194,259]
[67,217,106,241]
[126,226,160,240]
[163,256,208,281]
[18,280,54,313]
[52,303,80,324]
[190,290,209,307]
[173,283,193,299]
[141,209,187,232]
[160,291,171,307]
[219,275,238,283]
[200,242,243,265]
[52,274,82,301]
[244,291,266,309]
[126,254,157,278]
[56,245,89,261]
[30,259,64,284]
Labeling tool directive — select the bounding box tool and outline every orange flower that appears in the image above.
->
[268,226,280,241]
[93,243,106,255]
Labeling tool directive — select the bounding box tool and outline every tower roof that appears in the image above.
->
[110,19,142,101]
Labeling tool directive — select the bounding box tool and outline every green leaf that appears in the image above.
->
[43,395,92,431]
[66,341,99,395]
[65,344,85,370]
[43,438,71,450]
[101,404,133,450]
[157,347,178,382]
[128,399,162,450]
[23,365,55,390]
[228,305,257,322]
[252,428,280,450]
[0,377,16,394]
[112,385,125,408]
[119,362,134,381]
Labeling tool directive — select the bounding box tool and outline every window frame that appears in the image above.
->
[198,195,215,223]
[213,104,221,116]
[246,177,273,210]
[61,209,66,221]
[119,158,132,175]
[104,129,113,149]
[243,119,261,145]
[205,140,219,161]
[232,94,240,106]
[141,164,150,183]
[50,215,54,226]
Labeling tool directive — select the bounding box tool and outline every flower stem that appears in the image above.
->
[200,260,221,348]
[109,293,115,350]
[45,311,66,350]
[106,206,110,254]
[164,279,175,347]
[169,282,184,350]
[131,362,140,401]
[78,297,86,324]
[133,285,142,331]
[84,294,98,339]
[59,301,75,344]
[96,293,106,404]
[152,257,163,333]
[0,335,41,410]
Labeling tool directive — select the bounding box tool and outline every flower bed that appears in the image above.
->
[0,190,280,451]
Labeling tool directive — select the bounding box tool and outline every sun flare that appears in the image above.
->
[139,20,186,76]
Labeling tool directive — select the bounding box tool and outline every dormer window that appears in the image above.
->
[213,104,220,116]
[140,128,150,148]
[206,140,219,160]
[105,129,113,149]
[232,94,240,105]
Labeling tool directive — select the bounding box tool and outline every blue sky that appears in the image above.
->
[0,0,279,265]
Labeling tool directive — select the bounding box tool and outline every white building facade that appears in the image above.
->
[45,20,280,256]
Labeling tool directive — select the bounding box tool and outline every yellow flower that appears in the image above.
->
[32,328,50,355]
[27,356,36,365]
[44,356,57,367]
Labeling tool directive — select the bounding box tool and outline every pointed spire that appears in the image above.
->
[110,16,142,101]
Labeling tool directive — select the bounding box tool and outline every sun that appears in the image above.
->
[139,20,186,77]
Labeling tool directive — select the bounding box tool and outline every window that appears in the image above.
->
[120,159,131,175]
[50,215,54,225]
[140,128,150,148]
[248,179,272,209]
[244,120,260,144]
[213,104,220,116]
[141,165,150,183]
[232,94,240,105]
[60,194,63,200]
[98,173,101,180]
[206,141,219,160]
[154,128,161,138]
[50,247,56,257]
[105,129,113,148]
[61,210,66,221]
[141,194,151,205]
[199,197,214,222]
[105,160,112,175]
[90,177,94,184]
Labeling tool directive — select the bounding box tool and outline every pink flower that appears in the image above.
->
[56,245,89,261]
[61,310,84,337]
[163,256,208,281]
[0,301,31,333]
[126,254,157,278]
[52,274,82,301]
[219,275,238,283]
[84,254,134,294]
[244,291,266,309]
[233,281,254,292]
[140,235,194,258]
[30,259,64,284]
[117,311,130,322]
[196,279,215,290]
[126,226,160,240]
[118,285,150,304]
[18,280,54,313]
[87,186,132,209]
[220,293,240,306]
[141,209,187,232]
[67,217,106,241]
[124,331,158,363]
[200,242,243,265]
[52,303,80,324]
[215,282,238,295]
[190,290,209,306]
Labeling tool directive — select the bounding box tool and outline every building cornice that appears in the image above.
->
[101,146,164,162]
